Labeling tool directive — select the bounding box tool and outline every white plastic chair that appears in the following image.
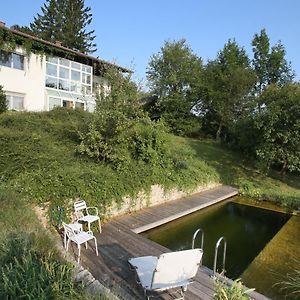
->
[128,248,203,299]
[74,200,101,232]
[63,222,98,263]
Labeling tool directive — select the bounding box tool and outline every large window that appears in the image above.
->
[46,89,87,111]
[6,93,25,111]
[0,50,24,70]
[49,97,61,110]
[45,56,92,95]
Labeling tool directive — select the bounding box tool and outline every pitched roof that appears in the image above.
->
[0,23,132,73]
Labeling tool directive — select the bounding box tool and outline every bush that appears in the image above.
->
[214,278,254,300]
[0,85,7,114]
[78,74,172,171]
[278,266,300,298]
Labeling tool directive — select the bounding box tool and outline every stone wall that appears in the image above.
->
[105,182,220,218]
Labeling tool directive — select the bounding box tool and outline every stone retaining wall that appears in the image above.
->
[105,182,220,218]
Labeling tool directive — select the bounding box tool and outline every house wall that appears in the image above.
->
[0,48,46,111]
[0,47,100,112]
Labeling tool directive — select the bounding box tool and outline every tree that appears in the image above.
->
[255,84,300,176]
[252,29,294,96]
[30,0,96,53]
[146,39,203,135]
[201,40,256,140]
[30,0,64,42]
[60,0,96,53]
[0,86,7,114]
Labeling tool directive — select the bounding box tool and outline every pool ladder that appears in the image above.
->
[192,228,204,265]
[191,228,227,277]
[213,236,227,278]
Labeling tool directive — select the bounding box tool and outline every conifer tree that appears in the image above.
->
[62,0,96,53]
[30,0,64,42]
[30,0,96,53]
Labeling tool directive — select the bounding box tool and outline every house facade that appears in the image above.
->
[0,22,130,112]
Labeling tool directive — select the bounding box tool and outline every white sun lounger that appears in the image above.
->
[128,248,203,299]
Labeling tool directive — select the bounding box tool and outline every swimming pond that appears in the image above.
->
[142,199,291,298]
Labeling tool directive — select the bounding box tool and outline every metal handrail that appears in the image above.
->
[192,228,204,250]
[213,236,227,278]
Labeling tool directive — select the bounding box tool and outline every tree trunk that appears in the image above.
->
[280,160,287,179]
[216,120,223,141]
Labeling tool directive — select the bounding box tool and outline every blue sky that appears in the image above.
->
[2,0,300,85]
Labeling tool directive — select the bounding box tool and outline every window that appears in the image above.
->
[75,102,85,110]
[82,85,91,95]
[47,56,58,64]
[71,61,81,70]
[62,100,73,108]
[6,94,25,111]
[46,63,57,77]
[46,76,58,89]
[59,79,70,91]
[82,65,92,73]
[12,53,24,70]
[45,56,92,95]
[59,67,69,79]
[86,75,91,84]
[0,50,24,70]
[49,97,61,110]
[71,70,80,81]
[59,58,69,67]
[70,82,81,93]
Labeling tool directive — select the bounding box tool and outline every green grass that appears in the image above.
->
[175,137,300,210]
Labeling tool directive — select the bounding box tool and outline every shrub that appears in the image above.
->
[78,77,172,171]
[0,85,7,114]
[214,278,254,300]
[278,266,300,297]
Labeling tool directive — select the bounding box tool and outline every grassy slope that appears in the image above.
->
[0,109,299,211]
[174,137,300,209]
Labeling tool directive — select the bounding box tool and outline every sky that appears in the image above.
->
[1,0,300,86]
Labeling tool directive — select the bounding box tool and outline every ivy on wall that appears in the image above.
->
[0,27,78,60]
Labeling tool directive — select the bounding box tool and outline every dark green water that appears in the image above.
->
[142,200,290,279]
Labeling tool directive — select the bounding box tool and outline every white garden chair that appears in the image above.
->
[73,199,101,232]
[63,222,98,263]
[63,222,82,249]
[128,248,203,299]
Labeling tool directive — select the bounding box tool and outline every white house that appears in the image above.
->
[0,22,130,112]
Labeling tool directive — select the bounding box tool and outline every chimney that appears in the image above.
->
[0,21,6,27]
[55,40,62,47]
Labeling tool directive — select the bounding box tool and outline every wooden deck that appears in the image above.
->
[77,185,270,300]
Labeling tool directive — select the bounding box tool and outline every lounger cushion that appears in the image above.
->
[128,249,203,291]
[152,249,202,290]
[128,256,157,289]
